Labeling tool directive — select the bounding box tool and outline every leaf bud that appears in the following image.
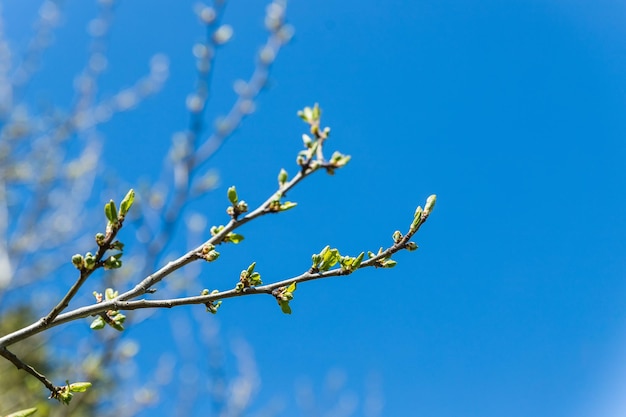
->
[278,168,288,186]
[227,186,238,205]
[71,254,84,269]
[424,194,437,216]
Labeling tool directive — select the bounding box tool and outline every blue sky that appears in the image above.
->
[4,1,626,416]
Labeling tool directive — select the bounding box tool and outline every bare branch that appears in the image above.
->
[0,346,59,397]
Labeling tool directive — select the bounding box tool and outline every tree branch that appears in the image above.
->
[0,198,433,350]
[0,346,59,397]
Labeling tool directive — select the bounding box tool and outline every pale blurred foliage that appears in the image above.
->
[0,1,382,417]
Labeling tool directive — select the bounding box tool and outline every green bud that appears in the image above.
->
[406,242,418,251]
[278,168,288,186]
[68,382,92,393]
[237,200,248,213]
[249,272,262,286]
[110,241,124,251]
[57,385,73,405]
[319,247,340,271]
[71,254,84,269]
[119,189,135,217]
[205,250,220,262]
[330,151,351,168]
[104,200,118,224]
[105,288,118,300]
[353,252,365,268]
[411,206,423,232]
[312,103,321,121]
[311,253,322,267]
[95,233,105,245]
[210,225,224,236]
[424,194,437,215]
[279,201,297,211]
[201,243,215,254]
[227,186,238,205]
[298,106,313,122]
[84,253,96,271]
[201,289,210,296]
[90,316,105,330]
[227,233,244,244]
[103,254,123,270]
[392,230,403,243]
[207,300,222,314]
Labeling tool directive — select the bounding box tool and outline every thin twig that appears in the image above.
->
[0,346,59,396]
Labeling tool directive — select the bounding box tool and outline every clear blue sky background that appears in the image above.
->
[5,1,626,416]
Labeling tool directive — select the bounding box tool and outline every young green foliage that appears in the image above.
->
[119,188,135,217]
[339,252,365,273]
[227,186,238,205]
[274,282,297,314]
[90,289,126,331]
[104,200,118,225]
[4,408,38,417]
[199,243,220,262]
[278,168,288,187]
[226,186,249,218]
[368,247,397,268]
[201,289,222,314]
[235,262,263,292]
[311,245,341,272]
[54,381,92,405]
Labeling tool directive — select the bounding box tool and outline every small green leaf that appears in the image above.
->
[104,200,118,224]
[249,272,262,286]
[119,189,135,217]
[227,233,245,244]
[312,103,321,120]
[286,282,297,293]
[280,301,292,314]
[319,247,340,271]
[227,186,238,205]
[90,316,105,330]
[109,312,126,331]
[410,206,423,231]
[298,106,313,122]
[104,288,118,300]
[279,201,297,211]
[424,194,437,215]
[329,151,351,168]
[69,382,92,393]
[278,168,288,186]
[5,407,38,417]
[354,252,365,268]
